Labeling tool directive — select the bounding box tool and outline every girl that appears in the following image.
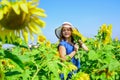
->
[55,22,88,80]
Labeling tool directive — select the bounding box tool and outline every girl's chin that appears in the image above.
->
[65,36,71,38]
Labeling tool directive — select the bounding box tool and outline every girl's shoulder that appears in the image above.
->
[59,40,74,47]
[59,40,67,45]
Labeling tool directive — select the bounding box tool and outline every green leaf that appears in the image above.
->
[5,71,21,76]
[4,50,24,70]
[103,45,114,51]
[20,69,31,80]
[47,61,59,78]
[0,49,4,57]
[88,50,99,60]
[108,59,120,71]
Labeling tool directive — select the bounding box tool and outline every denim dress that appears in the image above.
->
[59,40,80,80]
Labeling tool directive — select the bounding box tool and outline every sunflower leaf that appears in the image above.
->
[4,50,24,70]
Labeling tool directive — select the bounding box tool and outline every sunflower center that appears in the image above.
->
[0,9,30,30]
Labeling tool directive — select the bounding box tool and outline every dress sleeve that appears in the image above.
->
[58,41,66,47]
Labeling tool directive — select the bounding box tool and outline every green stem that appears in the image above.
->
[31,60,49,80]
[32,66,40,80]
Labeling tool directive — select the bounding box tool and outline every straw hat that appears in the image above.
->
[55,22,74,39]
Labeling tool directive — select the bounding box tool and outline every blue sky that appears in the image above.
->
[38,0,120,43]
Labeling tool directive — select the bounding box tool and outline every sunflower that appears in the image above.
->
[46,40,51,47]
[72,28,86,43]
[98,24,112,44]
[37,34,46,44]
[0,0,46,43]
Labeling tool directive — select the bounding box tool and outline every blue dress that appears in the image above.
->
[59,40,80,80]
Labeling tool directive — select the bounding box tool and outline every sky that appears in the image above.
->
[37,0,120,43]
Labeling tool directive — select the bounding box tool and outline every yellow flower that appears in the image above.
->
[94,40,100,49]
[72,28,86,42]
[107,24,112,33]
[0,0,46,43]
[77,72,90,80]
[80,73,90,80]
[46,40,51,47]
[67,63,77,71]
[100,24,107,33]
[103,36,110,44]
[37,35,46,44]
[55,51,60,57]
[98,24,112,45]
[72,28,82,38]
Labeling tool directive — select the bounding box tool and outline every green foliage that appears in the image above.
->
[0,25,120,80]
[79,38,120,80]
[0,41,74,80]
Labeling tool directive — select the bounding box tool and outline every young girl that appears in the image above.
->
[55,22,88,80]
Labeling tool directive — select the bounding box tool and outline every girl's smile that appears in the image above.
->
[62,27,72,38]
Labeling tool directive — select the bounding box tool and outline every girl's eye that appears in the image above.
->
[63,29,71,32]
[67,29,71,31]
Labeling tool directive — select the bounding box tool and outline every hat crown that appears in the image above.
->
[62,22,72,26]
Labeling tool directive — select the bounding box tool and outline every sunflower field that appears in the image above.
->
[0,0,120,80]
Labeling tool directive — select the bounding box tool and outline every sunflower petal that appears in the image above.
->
[12,3,20,15]
[1,0,10,6]
[3,6,9,14]
[28,22,42,34]
[33,8,45,12]
[22,29,28,42]
[32,17,46,28]
[32,11,47,17]
[20,3,28,14]
[30,8,46,17]
[29,32,34,41]
[10,31,16,42]
[15,30,21,37]
[28,28,34,41]
[0,9,3,20]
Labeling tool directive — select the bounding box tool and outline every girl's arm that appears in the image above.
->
[78,40,89,51]
[59,45,78,61]
[59,46,67,61]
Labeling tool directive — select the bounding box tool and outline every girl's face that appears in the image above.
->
[61,24,72,39]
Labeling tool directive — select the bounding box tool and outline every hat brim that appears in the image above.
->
[55,26,62,39]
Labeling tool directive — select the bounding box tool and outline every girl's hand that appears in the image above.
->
[74,43,79,52]
[78,40,89,51]
[78,40,83,46]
